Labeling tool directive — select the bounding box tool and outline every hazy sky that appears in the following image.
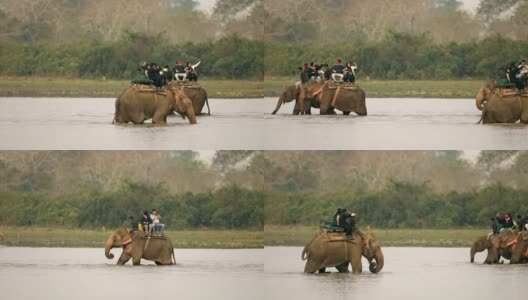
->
[460,0,480,11]
[198,0,481,12]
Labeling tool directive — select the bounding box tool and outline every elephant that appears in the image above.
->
[181,86,210,116]
[104,228,175,265]
[113,85,197,124]
[313,82,367,115]
[301,230,384,274]
[498,230,528,264]
[470,234,507,264]
[476,81,528,124]
[271,84,317,115]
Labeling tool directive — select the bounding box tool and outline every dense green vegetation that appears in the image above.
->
[265,34,528,79]
[2,150,528,232]
[0,34,263,80]
[0,183,262,230]
[264,181,528,228]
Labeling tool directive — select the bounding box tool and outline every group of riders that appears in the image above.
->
[297,58,358,86]
[495,59,528,92]
[126,209,166,237]
[330,208,358,239]
[488,212,528,238]
[132,60,201,88]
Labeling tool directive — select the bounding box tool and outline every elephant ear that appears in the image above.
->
[121,228,133,246]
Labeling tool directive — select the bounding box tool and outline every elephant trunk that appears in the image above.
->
[272,97,283,115]
[470,246,476,263]
[105,236,115,259]
[475,90,486,111]
[369,248,384,273]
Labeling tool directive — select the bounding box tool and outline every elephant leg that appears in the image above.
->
[318,267,327,273]
[132,256,142,265]
[343,111,351,115]
[152,110,168,124]
[117,252,131,265]
[350,257,362,274]
[304,259,321,273]
[335,262,350,273]
[319,101,330,115]
[520,110,528,124]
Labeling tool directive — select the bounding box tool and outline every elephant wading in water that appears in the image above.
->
[105,228,175,265]
[476,81,528,124]
[181,85,210,116]
[301,231,383,274]
[272,84,318,115]
[498,230,528,264]
[113,85,197,124]
[312,82,367,115]
[470,234,506,264]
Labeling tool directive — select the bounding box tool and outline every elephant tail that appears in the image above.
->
[205,90,211,116]
[113,97,119,124]
[301,246,309,260]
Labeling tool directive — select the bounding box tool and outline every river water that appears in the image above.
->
[265,247,527,300]
[0,247,263,300]
[0,97,526,150]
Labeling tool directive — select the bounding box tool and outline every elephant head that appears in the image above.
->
[298,80,325,114]
[105,228,133,260]
[170,87,197,124]
[362,233,384,273]
[475,81,494,111]
[272,85,299,114]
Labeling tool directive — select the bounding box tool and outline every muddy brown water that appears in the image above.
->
[0,97,526,150]
[265,247,527,300]
[0,247,263,300]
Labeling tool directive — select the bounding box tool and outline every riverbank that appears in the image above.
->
[264,77,483,98]
[0,77,484,98]
[0,227,263,248]
[0,77,264,98]
[265,225,487,247]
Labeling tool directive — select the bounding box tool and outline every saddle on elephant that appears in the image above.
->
[172,81,202,89]
[131,84,168,95]
[317,229,365,244]
[493,88,527,98]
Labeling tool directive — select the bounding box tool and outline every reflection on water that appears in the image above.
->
[0,97,526,150]
[265,247,528,300]
[0,247,263,300]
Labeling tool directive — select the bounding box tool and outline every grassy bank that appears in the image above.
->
[0,77,264,98]
[265,225,488,247]
[0,227,263,248]
[264,76,483,98]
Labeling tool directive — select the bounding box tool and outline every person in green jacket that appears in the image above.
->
[495,67,509,87]
[132,68,152,85]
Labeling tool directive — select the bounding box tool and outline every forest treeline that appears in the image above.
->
[0,34,264,80]
[265,34,528,79]
[1,0,527,80]
[1,150,527,229]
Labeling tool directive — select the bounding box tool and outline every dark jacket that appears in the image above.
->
[141,215,152,224]
[332,64,345,74]
[173,65,185,74]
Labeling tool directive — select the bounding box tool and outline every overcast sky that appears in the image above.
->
[198,0,481,12]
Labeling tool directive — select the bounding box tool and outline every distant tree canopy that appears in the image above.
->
[1,151,528,229]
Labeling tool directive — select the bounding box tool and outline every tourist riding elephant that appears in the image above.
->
[181,86,210,115]
[498,230,528,264]
[271,85,317,115]
[475,81,528,124]
[113,85,197,124]
[312,82,367,115]
[104,228,175,265]
[301,231,383,274]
